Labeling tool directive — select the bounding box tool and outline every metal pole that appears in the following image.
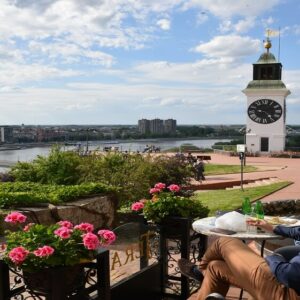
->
[244,133,246,166]
[240,153,244,191]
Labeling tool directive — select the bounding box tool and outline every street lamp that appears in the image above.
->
[239,127,251,166]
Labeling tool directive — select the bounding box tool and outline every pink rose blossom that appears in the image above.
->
[74,223,94,233]
[9,247,29,264]
[149,187,161,194]
[167,184,180,192]
[4,212,27,224]
[131,202,144,212]
[154,182,166,190]
[57,220,73,229]
[54,227,72,239]
[33,246,55,257]
[98,230,116,246]
[23,223,35,232]
[82,233,100,250]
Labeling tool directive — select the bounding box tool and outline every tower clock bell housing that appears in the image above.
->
[243,38,290,153]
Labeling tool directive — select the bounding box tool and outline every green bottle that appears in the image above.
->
[242,197,251,215]
[255,200,264,219]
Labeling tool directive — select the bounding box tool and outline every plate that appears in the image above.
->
[265,216,300,226]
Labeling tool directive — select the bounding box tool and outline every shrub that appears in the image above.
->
[10,146,82,185]
[9,147,193,207]
[0,182,118,208]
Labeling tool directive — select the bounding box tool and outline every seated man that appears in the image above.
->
[178,220,300,300]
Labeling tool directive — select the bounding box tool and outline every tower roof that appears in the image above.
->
[256,52,278,64]
[255,37,278,64]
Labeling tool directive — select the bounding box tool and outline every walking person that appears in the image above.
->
[178,219,300,300]
[194,157,205,181]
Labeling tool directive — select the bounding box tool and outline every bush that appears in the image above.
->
[0,182,117,208]
[10,146,82,185]
[9,147,193,207]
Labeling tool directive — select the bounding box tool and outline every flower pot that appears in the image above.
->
[158,216,192,239]
[23,264,85,296]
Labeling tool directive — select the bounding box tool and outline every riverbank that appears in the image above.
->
[0,142,56,151]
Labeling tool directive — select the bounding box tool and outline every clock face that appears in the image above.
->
[247,99,282,124]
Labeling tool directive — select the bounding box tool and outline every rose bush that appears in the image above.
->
[3,211,116,272]
[131,183,209,223]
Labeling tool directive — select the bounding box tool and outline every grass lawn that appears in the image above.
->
[205,164,257,175]
[193,181,292,216]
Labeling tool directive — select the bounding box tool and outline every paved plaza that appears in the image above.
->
[192,153,300,201]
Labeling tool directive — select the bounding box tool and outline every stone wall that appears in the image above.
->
[0,194,118,233]
[263,199,300,216]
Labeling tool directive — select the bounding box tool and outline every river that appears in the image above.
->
[0,138,230,172]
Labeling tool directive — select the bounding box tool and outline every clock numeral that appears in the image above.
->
[274,105,280,109]
[261,99,269,105]
[274,114,281,118]
[262,119,268,124]
[275,109,282,113]
[256,100,262,106]
[248,110,255,114]
[255,117,261,123]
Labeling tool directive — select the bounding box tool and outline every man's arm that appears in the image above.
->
[273,225,300,240]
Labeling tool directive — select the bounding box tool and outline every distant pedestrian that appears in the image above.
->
[187,152,196,164]
[194,158,205,181]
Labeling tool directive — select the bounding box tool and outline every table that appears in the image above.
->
[192,216,283,257]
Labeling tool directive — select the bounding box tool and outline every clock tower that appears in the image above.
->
[243,38,290,153]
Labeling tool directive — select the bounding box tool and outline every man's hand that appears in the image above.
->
[246,219,275,232]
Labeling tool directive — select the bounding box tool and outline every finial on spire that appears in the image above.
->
[264,37,272,53]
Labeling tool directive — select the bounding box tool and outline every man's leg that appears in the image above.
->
[196,260,231,299]
[197,237,287,300]
[274,245,300,260]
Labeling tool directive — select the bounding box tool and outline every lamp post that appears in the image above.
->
[239,127,251,166]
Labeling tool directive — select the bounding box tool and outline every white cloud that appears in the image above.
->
[157,19,171,30]
[181,0,280,19]
[234,18,255,33]
[192,35,261,59]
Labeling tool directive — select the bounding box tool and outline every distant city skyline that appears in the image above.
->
[0,0,300,125]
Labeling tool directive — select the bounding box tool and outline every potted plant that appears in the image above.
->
[2,211,116,295]
[131,182,209,224]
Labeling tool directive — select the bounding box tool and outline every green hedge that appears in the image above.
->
[0,182,118,209]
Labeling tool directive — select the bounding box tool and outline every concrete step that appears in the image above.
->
[226,177,282,190]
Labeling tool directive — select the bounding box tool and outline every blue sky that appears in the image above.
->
[0,0,300,125]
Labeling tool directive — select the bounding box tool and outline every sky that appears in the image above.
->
[0,0,300,125]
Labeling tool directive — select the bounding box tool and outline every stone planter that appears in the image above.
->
[0,194,118,233]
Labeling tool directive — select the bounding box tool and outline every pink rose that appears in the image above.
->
[149,187,161,194]
[154,182,166,190]
[131,202,144,212]
[167,184,180,192]
[33,246,55,257]
[23,223,35,232]
[54,227,72,239]
[83,233,100,250]
[57,220,73,229]
[4,212,27,224]
[9,247,29,264]
[98,229,116,246]
[74,223,94,233]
